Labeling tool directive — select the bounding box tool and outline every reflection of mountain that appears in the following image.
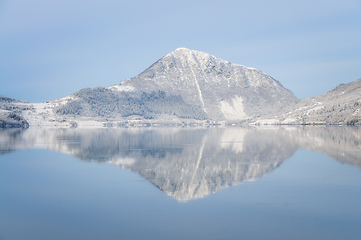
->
[0,129,27,155]
[106,128,296,201]
[294,127,361,167]
[1,127,361,201]
[46,128,297,201]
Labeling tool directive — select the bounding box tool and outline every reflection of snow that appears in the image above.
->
[108,157,135,166]
[220,128,247,153]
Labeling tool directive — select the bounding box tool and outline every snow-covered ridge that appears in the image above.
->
[167,47,257,71]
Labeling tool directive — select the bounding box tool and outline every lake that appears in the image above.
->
[1,126,361,240]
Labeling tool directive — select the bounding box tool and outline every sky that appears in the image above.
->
[1,0,361,102]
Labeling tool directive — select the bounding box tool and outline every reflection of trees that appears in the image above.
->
[0,129,32,155]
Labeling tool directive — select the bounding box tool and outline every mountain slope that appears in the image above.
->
[277,79,361,125]
[0,95,29,128]
[55,87,207,120]
[109,48,298,121]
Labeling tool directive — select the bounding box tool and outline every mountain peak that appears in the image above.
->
[173,47,192,52]
[167,48,252,71]
[168,47,207,58]
[116,48,298,121]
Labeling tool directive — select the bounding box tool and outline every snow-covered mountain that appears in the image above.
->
[3,48,360,127]
[274,79,361,125]
[111,48,298,121]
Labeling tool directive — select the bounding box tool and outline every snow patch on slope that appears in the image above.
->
[108,85,135,92]
[108,157,135,166]
[307,106,324,114]
[219,96,248,120]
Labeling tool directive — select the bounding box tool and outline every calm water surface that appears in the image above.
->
[1,127,361,240]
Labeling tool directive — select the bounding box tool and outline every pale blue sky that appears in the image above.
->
[1,0,361,102]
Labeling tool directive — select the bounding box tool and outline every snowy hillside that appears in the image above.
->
[269,78,361,125]
[0,95,29,128]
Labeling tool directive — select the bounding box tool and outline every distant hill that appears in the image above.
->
[276,79,361,125]
[0,95,29,128]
